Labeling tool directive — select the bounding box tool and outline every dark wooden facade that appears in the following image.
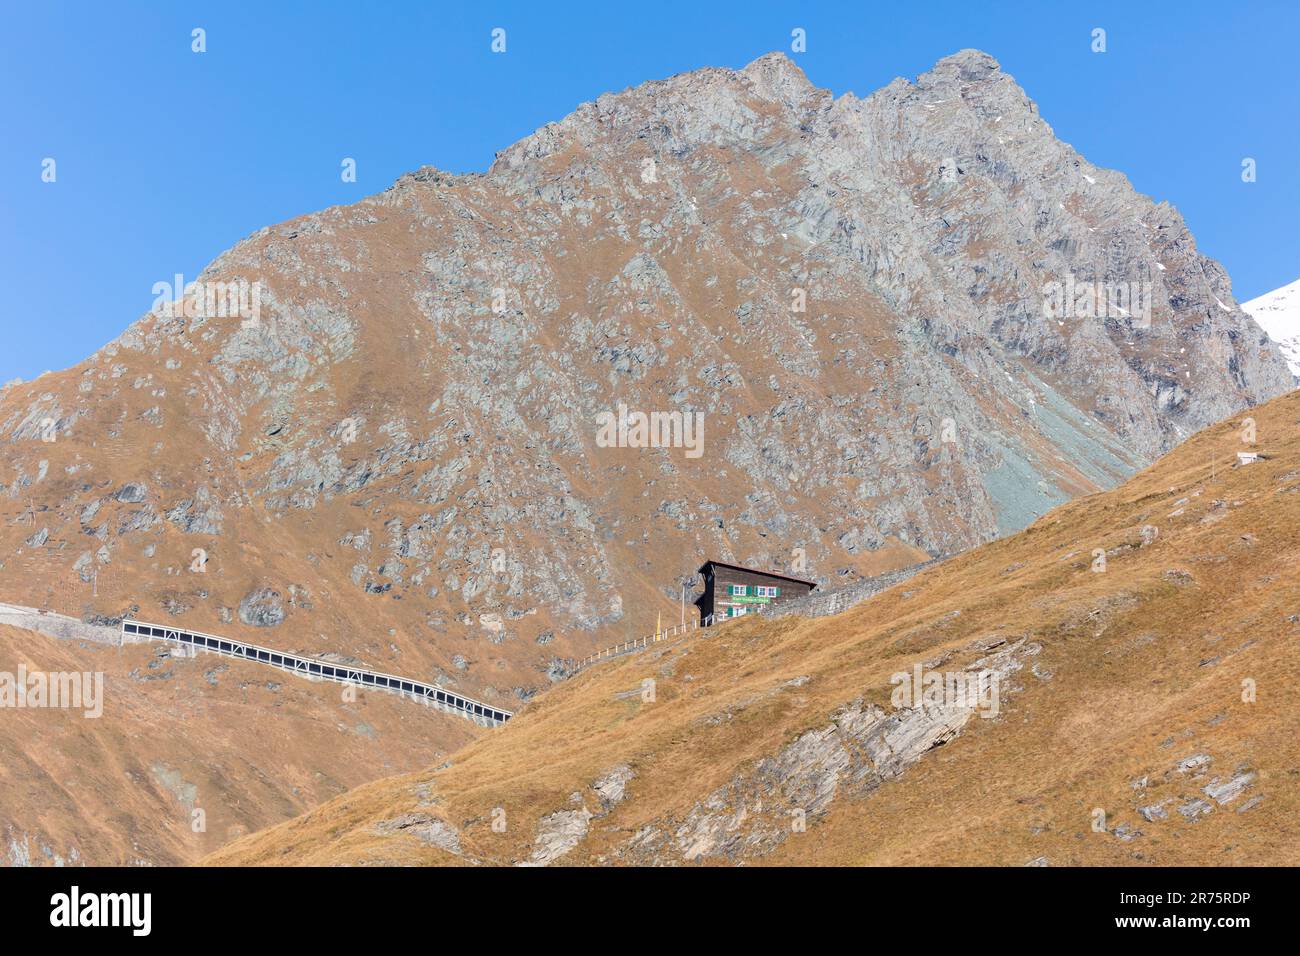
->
[694,560,816,625]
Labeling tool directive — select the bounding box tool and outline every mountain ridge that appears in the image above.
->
[1,48,1291,753]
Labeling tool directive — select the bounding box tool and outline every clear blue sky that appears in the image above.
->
[2,0,1296,383]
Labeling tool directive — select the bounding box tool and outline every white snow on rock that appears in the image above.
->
[1242,279,1300,381]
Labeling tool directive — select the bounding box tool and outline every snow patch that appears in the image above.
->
[1242,279,1300,380]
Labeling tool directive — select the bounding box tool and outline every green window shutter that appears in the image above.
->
[747,585,755,596]
[774,586,781,596]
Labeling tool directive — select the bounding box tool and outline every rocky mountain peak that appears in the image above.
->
[1,51,1291,736]
[924,47,1004,83]
[737,50,818,101]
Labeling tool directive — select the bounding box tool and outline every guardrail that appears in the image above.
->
[573,615,731,673]
[121,619,513,727]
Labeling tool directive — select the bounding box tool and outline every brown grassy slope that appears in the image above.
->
[208,389,1300,866]
[0,626,479,865]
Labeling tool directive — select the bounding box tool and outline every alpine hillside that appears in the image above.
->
[1,49,1291,757]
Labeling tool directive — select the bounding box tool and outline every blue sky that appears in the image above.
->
[2,0,1296,383]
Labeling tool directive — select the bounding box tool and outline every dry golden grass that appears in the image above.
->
[209,389,1300,866]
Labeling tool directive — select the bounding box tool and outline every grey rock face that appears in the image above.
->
[238,587,285,627]
[1203,771,1256,806]
[521,764,635,865]
[592,764,634,809]
[524,808,593,866]
[1138,802,1170,822]
[1177,753,1211,774]
[625,638,1038,864]
[373,812,461,854]
[165,483,223,534]
[1111,823,1143,842]
[113,483,147,504]
[1177,798,1214,821]
[491,48,1290,465]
